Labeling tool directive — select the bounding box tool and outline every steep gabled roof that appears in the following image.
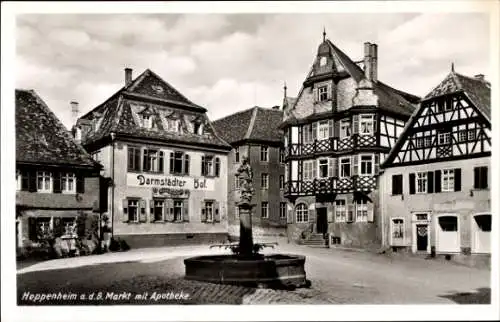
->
[424,71,491,120]
[326,40,420,116]
[382,71,491,168]
[16,89,100,168]
[212,106,284,145]
[78,69,230,150]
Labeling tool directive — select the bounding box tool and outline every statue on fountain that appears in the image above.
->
[237,157,254,204]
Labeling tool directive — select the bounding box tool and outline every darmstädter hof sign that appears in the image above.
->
[127,173,214,191]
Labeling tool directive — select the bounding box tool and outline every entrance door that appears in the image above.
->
[316,208,328,234]
[416,224,428,251]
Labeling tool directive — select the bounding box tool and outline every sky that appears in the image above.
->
[16,12,490,128]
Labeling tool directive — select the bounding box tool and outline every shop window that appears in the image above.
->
[438,216,458,232]
[474,214,491,232]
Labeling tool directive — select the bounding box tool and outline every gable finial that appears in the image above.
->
[283,81,287,98]
[323,27,326,42]
[451,62,455,72]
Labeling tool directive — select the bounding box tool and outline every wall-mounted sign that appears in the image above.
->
[127,173,214,191]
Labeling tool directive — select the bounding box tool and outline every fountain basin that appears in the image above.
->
[184,254,309,289]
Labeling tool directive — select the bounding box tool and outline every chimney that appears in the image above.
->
[364,42,372,81]
[474,74,485,81]
[369,43,378,82]
[70,101,79,125]
[125,68,133,86]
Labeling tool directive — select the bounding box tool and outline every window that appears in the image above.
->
[416,172,427,193]
[261,174,269,189]
[415,137,424,148]
[318,86,328,101]
[391,174,403,195]
[36,218,51,240]
[279,148,285,163]
[61,172,76,193]
[438,216,458,232]
[340,119,351,138]
[128,200,139,222]
[303,160,315,181]
[335,199,347,222]
[355,199,368,222]
[201,155,214,176]
[424,136,432,147]
[474,166,488,189]
[360,114,374,135]
[295,203,309,223]
[167,119,180,133]
[16,170,21,191]
[319,56,327,66]
[303,124,314,143]
[318,158,328,178]
[62,218,76,236]
[280,203,287,219]
[340,158,351,178]
[204,201,214,222]
[459,130,468,142]
[170,151,189,175]
[142,114,152,129]
[416,214,428,221]
[173,200,183,221]
[279,175,285,190]
[143,149,164,172]
[128,146,141,171]
[37,171,52,193]
[261,202,268,218]
[260,146,268,162]
[468,129,476,141]
[392,218,404,239]
[234,175,240,189]
[442,169,455,192]
[318,120,329,140]
[235,147,240,163]
[152,200,164,221]
[438,131,451,145]
[360,155,373,176]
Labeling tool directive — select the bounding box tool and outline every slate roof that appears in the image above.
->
[16,89,100,168]
[78,69,230,150]
[424,71,491,120]
[212,107,284,145]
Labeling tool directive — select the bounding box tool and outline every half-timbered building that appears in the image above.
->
[16,89,102,254]
[380,68,491,262]
[75,68,232,248]
[280,33,420,248]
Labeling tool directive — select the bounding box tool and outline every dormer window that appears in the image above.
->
[193,121,204,135]
[319,57,327,66]
[142,114,153,129]
[318,85,328,101]
[167,119,179,133]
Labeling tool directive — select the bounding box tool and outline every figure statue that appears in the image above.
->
[237,157,254,203]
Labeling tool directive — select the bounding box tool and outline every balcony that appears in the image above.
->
[284,175,377,197]
[285,134,377,159]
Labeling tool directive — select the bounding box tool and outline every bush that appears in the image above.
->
[109,237,131,252]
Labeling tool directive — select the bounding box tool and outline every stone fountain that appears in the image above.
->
[184,157,310,289]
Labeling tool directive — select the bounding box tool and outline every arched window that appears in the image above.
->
[295,203,309,223]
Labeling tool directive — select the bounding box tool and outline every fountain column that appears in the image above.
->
[238,201,254,258]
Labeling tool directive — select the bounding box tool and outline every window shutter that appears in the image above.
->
[201,156,206,176]
[149,200,155,222]
[169,152,174,174]
[374,154,379,175]
[184,154,190,175]
[214,201,221,222]
[327,207,334,223]
[434,170,442,193]
[427,171,434,193]
[134,148,141,171]
[481,167,488,189]
[367,202,374,223]
[53,171,62,193]
[29,217,37,241]
[474,167,480,189]
[215,158,221,177]
[159,152,164,173]
[143,150,148,172]
[391,175,400,195]
[21,171,29,191]
[328,158,335,177]
[139,200,147,222]
[409,173,416,195]
[352,155,359,176]
[328,119,334,138]
[76,174,85,193]
[53,217,62,237]
[312,159,317,179]
[312,122,317,141]
[166,199,174,222]
[201,200,207,222]
[308,208,315,223]
[183,200,190,222]
[122,199,129,222]
[353,114,359,134]
[373,114,378,134]
[454,168,462,192]
[313,87,318,103]
[28,171,37,192]
[287,208,293,224]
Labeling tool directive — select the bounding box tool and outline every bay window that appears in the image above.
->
[340,119,351,138]
[360,114,374,135]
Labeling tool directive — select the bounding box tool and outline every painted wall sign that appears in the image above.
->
[127,173,214,191]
